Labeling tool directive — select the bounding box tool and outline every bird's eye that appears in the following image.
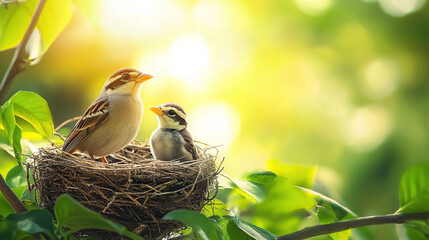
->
[167,110,176,117]
[122,73,130,80]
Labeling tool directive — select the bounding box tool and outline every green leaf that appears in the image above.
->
[15,117,39,135]
[0,132,15,157]
[0,185,26,217]
[300,187,357,221]
[12,126,23,161]
[164,209,223,240]
[397,162,429,213]
[1,100,16,144]
[0,186,26,219]
[9,186,27,207]
[0,1,35,51]
[230,215,276,240]
[0,219,17,240]
[225,219,252,240]
[267,159,317,188]
[221,173,266,203]
[21,188,35,203]
[13,230,33,240]
[10,91,54,139]
[54,194,143,240]
[6,209,55,235]
[37,0,73,57]
[209,216,231,240]
[0,100,23,161]
[215,187,234,205]
[244,170,277,186]
[5,164,26,188]
[233,180,266,203]
[299,188,356,240]
[202,199,229,218]
[0,91,53,154]
[397,162,429,239]
[0,195,14,217]
[0,0,73,56]
[401,220,429,240]
[317,207,352,240]
[253,176,316,235]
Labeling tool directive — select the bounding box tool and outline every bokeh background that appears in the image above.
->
[1,0,428,239]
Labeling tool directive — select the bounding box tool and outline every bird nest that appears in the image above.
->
[28,141,221,239]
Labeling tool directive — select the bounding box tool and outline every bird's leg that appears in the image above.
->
[89,153,107,163]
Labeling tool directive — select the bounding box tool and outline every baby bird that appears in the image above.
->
[62,68,153,163]
[149,103,199,161]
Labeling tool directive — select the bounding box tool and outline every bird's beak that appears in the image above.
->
[136,73,153,83]
[150,106,164,116]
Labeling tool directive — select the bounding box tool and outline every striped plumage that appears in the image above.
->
[149,103,199,161]
[62,68,152,163]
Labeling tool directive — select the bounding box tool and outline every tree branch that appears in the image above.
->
[0,0,47,103]
[0,174,26,213]
[0,0,47,216]
[1,173,48,240]
[278,212,429,240]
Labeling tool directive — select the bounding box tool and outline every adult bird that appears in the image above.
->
[149,103,199,161]
[62,68,153,163]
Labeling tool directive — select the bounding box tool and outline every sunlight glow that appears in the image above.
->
[188,103,240,151]
[295,0,334,15]
[166,32,210,90]
[135,51,165,78]
[363,59,399,99]
[100,0,186,37]
[344,106,393,151]
[193,0,227,31]
[378,0,425,17]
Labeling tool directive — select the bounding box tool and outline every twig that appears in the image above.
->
[278,212,429,240]
[54,116,81,132]
[53,116,81,141]
[54,132,66,141]
[0,174,26,212]
[0,0,47,102]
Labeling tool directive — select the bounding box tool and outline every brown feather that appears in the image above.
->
[162,102,186,116]
[105,79,124,91]
[108,68,140,79]
[62,99,110,153]
[180,129,199,159]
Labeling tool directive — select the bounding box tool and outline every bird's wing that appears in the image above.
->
[62,99,110,153]
[181,129,199,160]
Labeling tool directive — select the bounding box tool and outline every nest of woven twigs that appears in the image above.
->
[28,141,220,239]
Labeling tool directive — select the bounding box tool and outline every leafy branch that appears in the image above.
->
[0,0,47,218]
[278,212,429,240]
[0,0,47,102]
[173,163,429,240]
